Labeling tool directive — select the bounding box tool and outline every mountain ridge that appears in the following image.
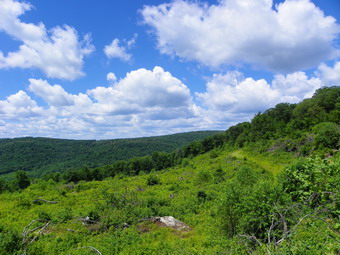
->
[0,130,222,178]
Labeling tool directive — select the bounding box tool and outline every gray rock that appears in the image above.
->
[150,216,191,231]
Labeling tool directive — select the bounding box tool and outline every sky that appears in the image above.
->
[0,0,339,139]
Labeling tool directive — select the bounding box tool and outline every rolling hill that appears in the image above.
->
[0,131,222,178]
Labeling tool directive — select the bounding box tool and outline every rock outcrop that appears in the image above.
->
[148,216,191,231]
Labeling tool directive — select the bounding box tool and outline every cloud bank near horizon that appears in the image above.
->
[1,62,338,139]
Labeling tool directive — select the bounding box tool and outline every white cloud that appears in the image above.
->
[0,0,94,80]
[106,72,117,83]
[0,90,44,118]
[28,79,75,106]
[196,70,325,127]
[104,39,132,62]
[104,34,137,62]
[0,64,334,139]
[272,72,323,101]
[317,61,340,86]
[196,72,280,113]
[88,66,195,116]
[0,67,203,139]
[142,0,340,72]
[127,33,138,48]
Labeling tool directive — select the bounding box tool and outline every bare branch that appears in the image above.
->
[239,234,262,246]
[33,198,58,204]
[29,221,50,244]
[267,216,276,245]
[22,219,48,240]
[75,246,103,255]
[22,219,50,255]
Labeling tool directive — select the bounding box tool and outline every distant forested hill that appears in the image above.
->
[0,131,221,177]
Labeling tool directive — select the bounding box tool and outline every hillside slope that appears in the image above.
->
[0,131,221,177]
[0,146,338,254]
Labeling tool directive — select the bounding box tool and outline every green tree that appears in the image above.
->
[0,178,7,193]
[313,122,340,149]
[14,170,30,190]
[291,98,326,130]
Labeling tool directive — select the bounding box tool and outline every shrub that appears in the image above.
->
[147,175,161,186]
[0,225,22,254]
[196,170,212,185]
[313,122,340,150]
[197,190,207,202]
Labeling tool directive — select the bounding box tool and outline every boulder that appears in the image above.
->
[149,216,191,231]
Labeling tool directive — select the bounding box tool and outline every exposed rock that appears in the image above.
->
[136,186,145,191]
[122,222,129,229]
[149,216,191,231]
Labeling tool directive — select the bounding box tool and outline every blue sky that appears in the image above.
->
[0,0,339,139]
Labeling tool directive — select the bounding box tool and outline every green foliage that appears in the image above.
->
[196,190,208,202]
[0,131,221,178]
[0,145,338,254]
[291,98,326,130]
[14,170,30,190]
[0,225,22,255]
[0,178,7,193]
[196,170,212,185]
[147,175,161,186]
[313,122,340,150]
[223,86,340,155]
[213,168,226,183]
[281,156,340,205]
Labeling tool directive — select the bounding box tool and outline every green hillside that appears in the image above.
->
[0,131,221,178]
[0,87,339,254]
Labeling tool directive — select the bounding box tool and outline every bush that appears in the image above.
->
[313,122,340,150]
[147,175,161,186]
[14,170,30,190]
[0,225,22,254]
[196,170,212,185]
[281,157,340,206]
[197,190,207,202]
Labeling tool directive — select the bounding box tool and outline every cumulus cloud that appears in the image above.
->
[142,0,340,72]
[104,34,137,62]
[106,72,117,83]
[196,69,325,127]
[0,0,94,80]
[0,67,202,138]
[88,66,195,116]
[196,72,280,113]
[28,79,75,106]
[0,90,44,118]
[272,72,323,101]
[1,62,336,139]
[317,61,340,86]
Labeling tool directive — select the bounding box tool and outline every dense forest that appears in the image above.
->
[0,131,221,178]
[0,86,339,254]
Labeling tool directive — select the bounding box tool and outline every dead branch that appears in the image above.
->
[276,213,311,245]
[238,234,262,246]
[22,219,50,255]
[33,198,58,204]
[75,246,103,255]
[267,216,276,245]
[29,221,50,244]
[22,219,48,240]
